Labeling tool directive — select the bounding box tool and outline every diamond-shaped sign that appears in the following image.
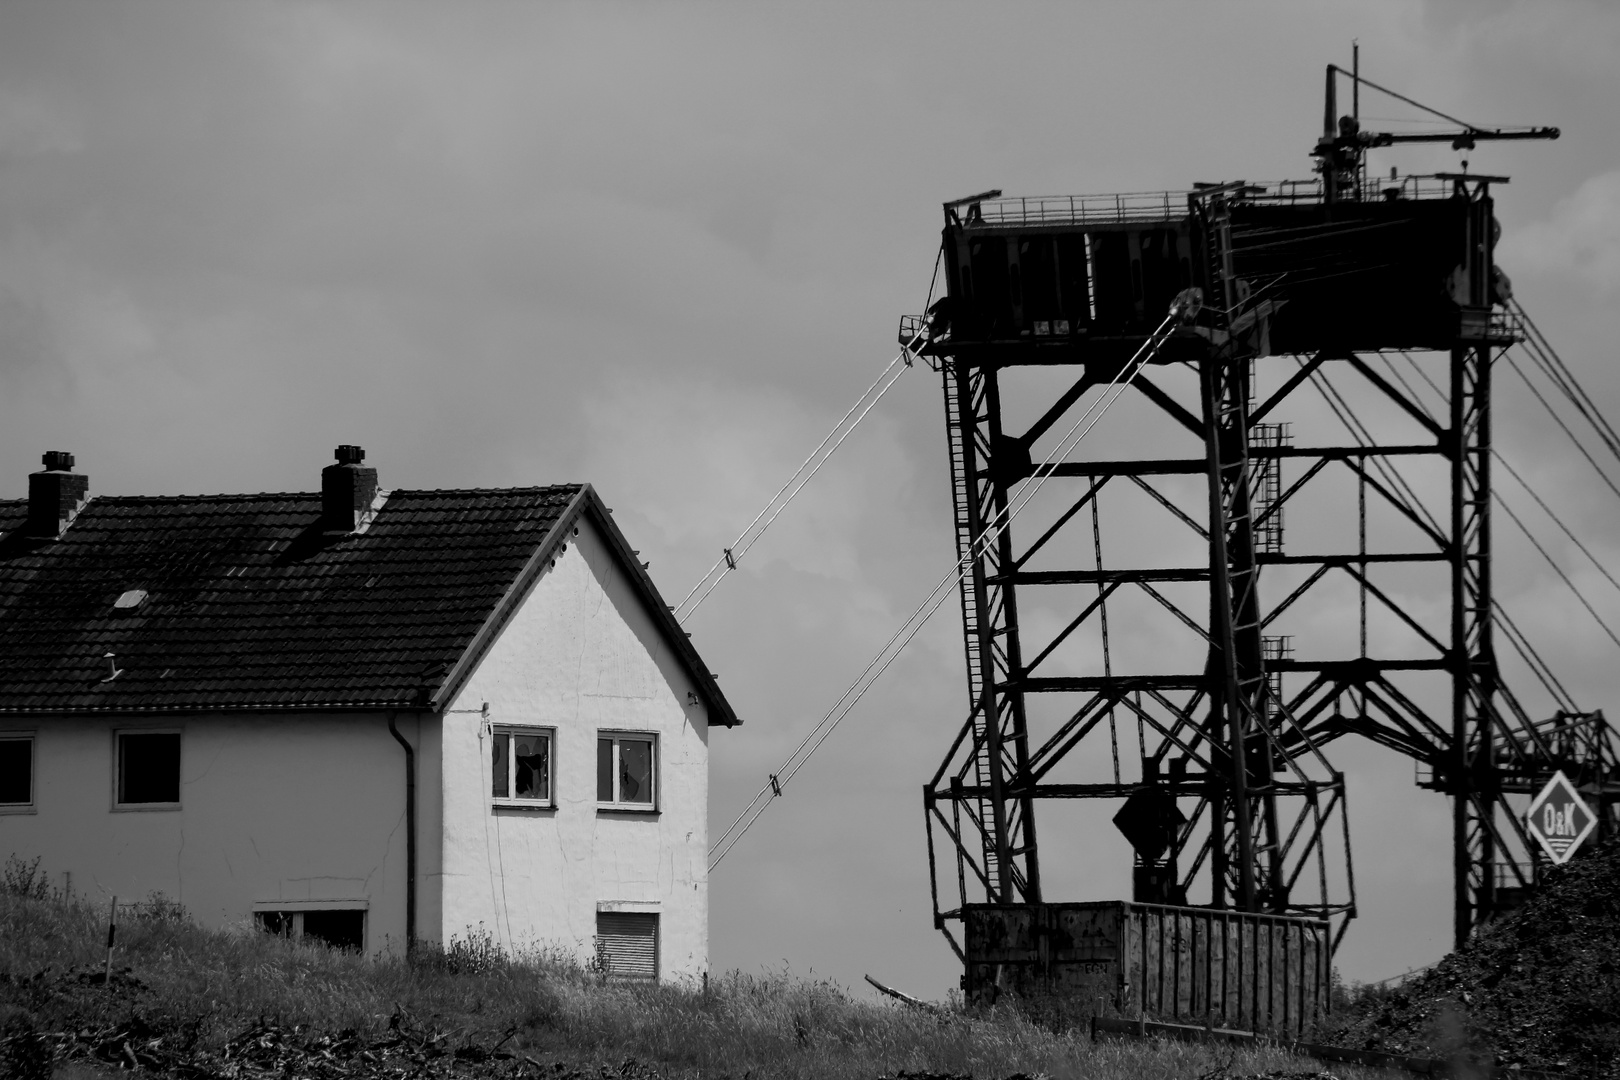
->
[1526,770,1596,865]
[1113,787,1186,863]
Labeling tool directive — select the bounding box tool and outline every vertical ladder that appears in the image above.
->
[942,365,1002,896]
[1251,422,1290,555]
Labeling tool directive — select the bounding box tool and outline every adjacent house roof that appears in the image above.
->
[0,482,739,725]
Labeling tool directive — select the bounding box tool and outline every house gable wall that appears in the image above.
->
[438,513,709,979]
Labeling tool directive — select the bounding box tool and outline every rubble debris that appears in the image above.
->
[1329,836,1620,1077]
[0,1001,671,1080]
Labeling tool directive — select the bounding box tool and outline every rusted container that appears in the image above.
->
[963,902,1329,1039]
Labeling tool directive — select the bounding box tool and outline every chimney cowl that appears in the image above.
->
[322,444,380,534]
[26,451,90,538]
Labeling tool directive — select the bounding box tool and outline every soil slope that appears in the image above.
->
[1334,836,1620,1076]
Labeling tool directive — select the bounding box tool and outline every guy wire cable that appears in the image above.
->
[673,351,911,623]
[709,296,1196,871]
[1493,599,1579,713]
[1327,350,1588,708]
[673,250,945,625]
[1519,339,1620,462]
[1513,299,1620,460]
[1494,490,1620,654]
[1379,349,1620,605]
[1493,450,1620,599]
[1503,350,1620,506]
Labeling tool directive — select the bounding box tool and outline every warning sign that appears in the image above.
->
[1526,770,1596,865]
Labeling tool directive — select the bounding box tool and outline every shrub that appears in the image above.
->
[1,855,50,901]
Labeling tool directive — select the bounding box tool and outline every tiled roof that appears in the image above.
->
[0,486,737,724]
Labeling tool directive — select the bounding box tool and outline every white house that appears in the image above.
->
[0,446,740,980]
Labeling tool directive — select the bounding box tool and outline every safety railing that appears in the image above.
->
[961,176,1473,229]
[968,190,1189,227]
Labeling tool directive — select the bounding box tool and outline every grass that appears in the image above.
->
[0,857,1402,1080]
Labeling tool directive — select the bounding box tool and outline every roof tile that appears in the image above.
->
[0,487,580,711]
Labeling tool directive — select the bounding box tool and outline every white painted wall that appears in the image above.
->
[0,711,419,953]
[439,512,711,981]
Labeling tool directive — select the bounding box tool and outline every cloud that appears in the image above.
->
[0,90,81,161]
[1499,170,1620,294]
[0,292,56,376]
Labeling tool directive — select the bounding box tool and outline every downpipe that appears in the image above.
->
[387,712,416,957]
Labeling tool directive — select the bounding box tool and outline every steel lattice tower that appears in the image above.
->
[917,171,1619,981]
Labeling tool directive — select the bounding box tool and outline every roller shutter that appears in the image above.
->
[596,912,658,979]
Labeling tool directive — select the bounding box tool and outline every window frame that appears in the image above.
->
[596,730,658,812]
[0,731,36,813]
[113,728,183,811]
[490,724,556,809]
[594,908,659,980]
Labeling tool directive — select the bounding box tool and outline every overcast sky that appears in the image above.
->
[4,1,1620,996]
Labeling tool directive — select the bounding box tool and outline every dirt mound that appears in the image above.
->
[1332,835,1620,1076]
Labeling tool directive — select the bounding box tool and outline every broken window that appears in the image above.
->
[303,909,365,950]
[0,735,33,806]
[255,908,365,951]
[491,727,552,804]
[116,732,181,806]
[595,911,658,979]
[597,733,655,807]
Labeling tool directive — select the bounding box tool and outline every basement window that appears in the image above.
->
[597,732,656,809]
[0,734,34,809]
[595,911,658,979]
[491,726,553,806]
[255,907,366,951]
[115,731,181,808]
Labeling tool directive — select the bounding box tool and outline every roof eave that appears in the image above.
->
[429,485,589,714]
[577,488,741,728]
[0,700,438,717]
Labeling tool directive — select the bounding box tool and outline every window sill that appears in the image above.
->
[596,805,660,817]
[112,803,181,813]
[0,805,37,815]
[492,800,556,814]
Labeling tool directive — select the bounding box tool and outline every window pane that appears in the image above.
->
[619,740,653,804]
[0,739,30,804]
[491,733,509,798]
[514,735,548,800]
[597,738,613,801]
[118,733,181,804]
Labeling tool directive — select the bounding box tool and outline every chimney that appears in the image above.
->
[322,444,379,534]
[26,451,90,538]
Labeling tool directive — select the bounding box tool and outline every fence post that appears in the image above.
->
[104,895,118,985]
